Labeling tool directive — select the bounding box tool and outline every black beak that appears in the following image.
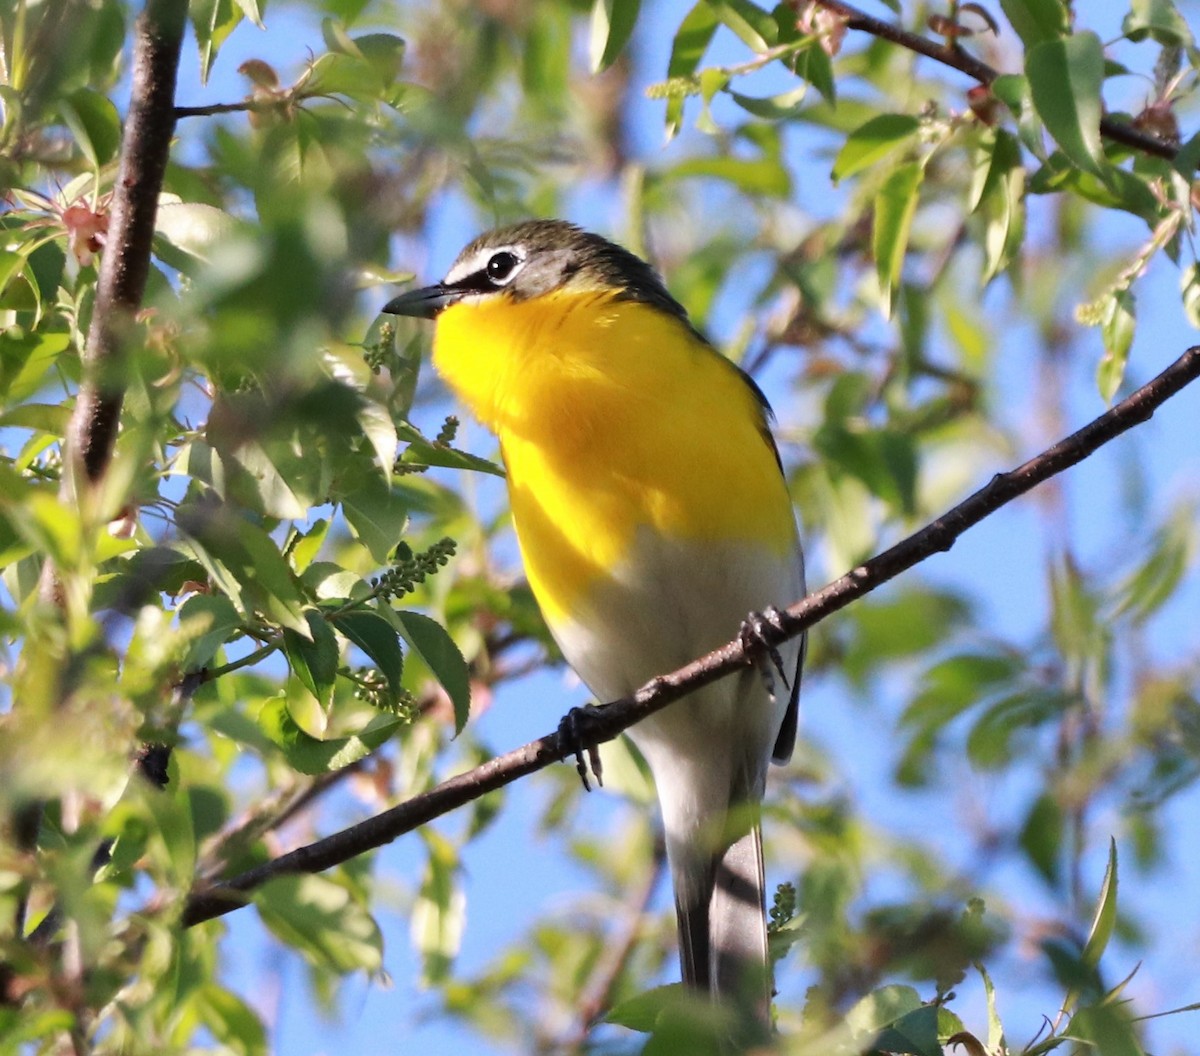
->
[382,282,461,319]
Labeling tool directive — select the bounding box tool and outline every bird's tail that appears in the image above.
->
[675,821,771,1024]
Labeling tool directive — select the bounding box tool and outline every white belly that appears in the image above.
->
[546,527,804,896]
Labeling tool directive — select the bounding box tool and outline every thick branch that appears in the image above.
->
[179,345,1200,928]
[65,0,186,487]
[806,0,1182,165]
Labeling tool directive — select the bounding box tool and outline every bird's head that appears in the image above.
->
[382,219,688,323]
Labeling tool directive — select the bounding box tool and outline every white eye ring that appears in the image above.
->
[485,250,523,285]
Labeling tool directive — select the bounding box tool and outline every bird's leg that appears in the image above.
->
[739,605,791,699]
[556,703,606,791]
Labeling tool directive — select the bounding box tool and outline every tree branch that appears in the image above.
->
[180,345,1200,928]
[64,0,186,488]
[805,0,1183,165]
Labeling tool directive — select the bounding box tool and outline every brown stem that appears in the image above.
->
[805,0,1183,165]
[179,345,1200,928]
[67,0,187,487]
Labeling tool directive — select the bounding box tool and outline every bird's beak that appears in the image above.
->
[382,282,460,320]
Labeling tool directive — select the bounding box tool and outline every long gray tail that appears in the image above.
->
[675,824,771,1022]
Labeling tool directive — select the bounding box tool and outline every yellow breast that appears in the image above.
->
[431,289,795,623]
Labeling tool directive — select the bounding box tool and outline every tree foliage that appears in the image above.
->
[0,0,1199,1053]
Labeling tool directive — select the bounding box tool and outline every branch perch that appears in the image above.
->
[180,345,1200,928]
[805,0,1183,165]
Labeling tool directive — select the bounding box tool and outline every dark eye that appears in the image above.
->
[486,251,520,284]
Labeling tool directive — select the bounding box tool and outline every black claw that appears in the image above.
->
[740,606,791,695]
[557,703,605,791]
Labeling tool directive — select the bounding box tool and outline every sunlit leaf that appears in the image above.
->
[999,0,1068,46]
[332,608,405,703]
[1122,0,1193,45]
[832,113,920,182]
[1026,32,1105,175]
[397,609,470,735]
[257,695,401,774]
[872,161,924,318]
[257,873,383,972]
[58,87,121,168]
[411,829,465,983]
[283,609,340,709]
[1095,290,1136,402]
[590,0,641,72]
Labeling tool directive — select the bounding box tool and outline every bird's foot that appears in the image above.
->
[557,703,605,792]
[739,606,791,699]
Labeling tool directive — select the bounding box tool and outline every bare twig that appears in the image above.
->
[804,0,1183,165]
[174,99,270,118]
[179,345,1200,928]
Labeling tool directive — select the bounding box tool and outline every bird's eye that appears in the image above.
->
[486,251,520,284]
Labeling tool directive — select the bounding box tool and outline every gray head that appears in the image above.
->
[382,219,689,322]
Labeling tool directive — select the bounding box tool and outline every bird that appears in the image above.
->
[383,219,804,1021]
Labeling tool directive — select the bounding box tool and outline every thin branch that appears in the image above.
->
[174,99,269,118]
[805,0,1183,165]
[178,345,1200,928]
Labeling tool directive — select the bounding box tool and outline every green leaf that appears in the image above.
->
[1122,0,1193,45]
[356,399,399,481]
[667,2,718,77]
[411,830,465,984]
[978,963,1006,1053]
[139,755,196,887]
[590,0,641,72]
[1081,838,1119,970]
[178,593,243,671]
[793,41,835,103]
[177,500,310,635]
[707,0,777,52]
[832,113,920,182]
[1173,130,1200,178]
[256,873,383,973]
[872,161,923,319]
[606,984,691,1030]
[973,129,1026,283]
[283,609,339,709]
[0,402,69,433]
[999,0,1068,46]
[1113,506,1194,623]
[1019,792,1063,885]
[667,153,791,197]
[0,330,71,405]
[289,518,330,574]
[1095,290,1136,403]
[1026,32,1105,175]
[190,0,249,82]
[58,87,121,168]
[257,695,401,774]
[1066,1004,1143,1056]
[332,608,405,703]
[847,986,940,1056]
[726,85,807,120]
[397,610,471,735]
[813,423,917,514]
[341,474,409,564]
[155,201,241,267]
[967,689,1071,768]
[352,32,407,86]
[192,985,267,1056]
